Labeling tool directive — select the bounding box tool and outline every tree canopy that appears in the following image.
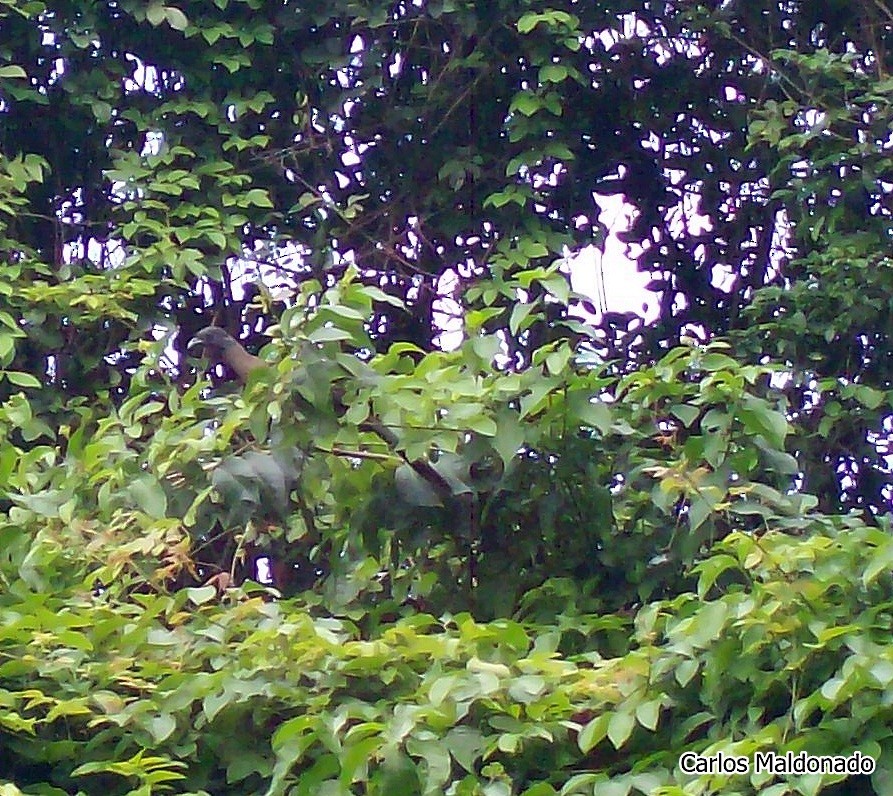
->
[1,0,893,794]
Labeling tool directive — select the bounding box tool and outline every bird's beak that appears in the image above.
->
[187,335,204,353]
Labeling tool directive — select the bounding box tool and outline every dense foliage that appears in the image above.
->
[1,0,893,793]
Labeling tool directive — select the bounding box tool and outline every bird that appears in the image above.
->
[188,324,455,501]
[188,324,379,432]
[188,326,266,382]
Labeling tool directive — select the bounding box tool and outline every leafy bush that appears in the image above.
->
[2,2,892,794]
[1,518,891,794]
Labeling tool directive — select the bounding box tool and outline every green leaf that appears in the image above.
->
[607,710,635,748]
[129,475,168,518]
[511,92,543,117]
[688,493,716,532]
[146,2,165,25]
[376,751,422,794]
[244,188,274,208]
[739,395,788,447]
[446,727,484,772]
[699,352,739,371]
[186,586,217,605]
[4,371,40,388]
[148,713,177,742]
[520,240,550,259]
[634,699,660,731]
[693,553,739,598]
[855,385,885,410]
[578,714,609,753]
[493,410,525,467]
[521,784,557,796]
[539,272,569,303]
[675,659,699,686]
[517,13,540,34]
[405,736,451,790]
[340,736,380,785]
[308,326,355,343]
[507,675,546,704]
[687,601,729,648]
[863,539,893,586]
[670,403,700,428]
[539,64,568,83]
[567,391,611,434]
[164,6,189,30]
[466,413,497,437]
[509,301,539,336]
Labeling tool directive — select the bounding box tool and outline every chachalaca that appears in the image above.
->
[189,325,394,439]
[188,325,454,501]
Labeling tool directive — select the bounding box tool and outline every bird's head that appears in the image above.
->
[188,326,238,358]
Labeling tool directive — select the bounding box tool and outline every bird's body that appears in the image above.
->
[188,327,266,382]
